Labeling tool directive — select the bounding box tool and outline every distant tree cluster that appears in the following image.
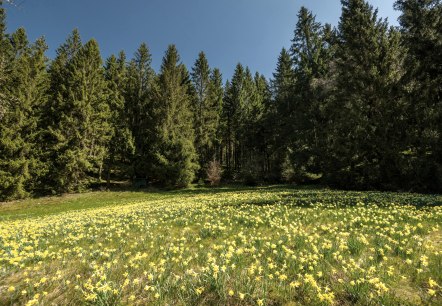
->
[0,0,440,200]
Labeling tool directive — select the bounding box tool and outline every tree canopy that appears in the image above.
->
[0,0,440,200]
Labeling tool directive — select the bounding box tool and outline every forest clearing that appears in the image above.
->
[1,0,441,304]
[1,186,441,305]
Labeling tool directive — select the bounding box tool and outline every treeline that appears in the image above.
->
[0,0,441,200]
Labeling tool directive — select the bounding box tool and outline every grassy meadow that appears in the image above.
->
[0,186,441,305]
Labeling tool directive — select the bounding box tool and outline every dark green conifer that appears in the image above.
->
[325,0,404,189]
[395,0,442,191]
[191,52,220,176]
[208,68,224,163]
[152,45,198,187]
[125,43,155,180]
[0,23,49,199]
[104,52,135,187]
[289,7,333,182]
[50,38,111,192]
[270,48,295,177]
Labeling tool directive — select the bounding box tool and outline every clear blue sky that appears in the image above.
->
[4,0,399,80]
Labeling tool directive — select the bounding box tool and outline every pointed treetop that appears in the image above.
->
[338,0,386,43]
[211,67,222,80]
[272,48,293,84]
[80,39,102,65]
[135,43,152,67]
[56,28,82,61]
[11,27,29,56]
[33,36,48,52]
[117,50,126,64]
[232,63,245,82]
[161,44,180,72]
[191,51,210,85]
[291,6,323,70]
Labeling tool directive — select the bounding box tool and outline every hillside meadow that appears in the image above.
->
[0,186,441,305]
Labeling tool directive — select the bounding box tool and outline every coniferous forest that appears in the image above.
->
[0,0,441,201]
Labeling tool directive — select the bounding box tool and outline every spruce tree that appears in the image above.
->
[238,68,263,180]
[12,34,49,194]
[253,73,273,179]
[125,43,155,180]
[325,0,404,189]
[395,0,442,191]
[247,72,271,180]
[0,4,15,199]
[208,68,224,163]
[222,63,245,174]
[104,52,134,187]
[289,7,333,182]
[152,45,198,186]
[38,29,83,193]
[272,48,294,120]
[191,52,220,176]
[0,24,49,199]
[220,80,232,173]
[0,26,28,199]
[221,64,267,181]
[49,38,111,192]
[270,48,295,178]
[48,29,82,107]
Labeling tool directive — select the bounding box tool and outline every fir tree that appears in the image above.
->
[222,63,246,174]
[38,29,83,193]
[125,43,155,180]
[50,38,111,192]
[272,48,294,117]
[253,73,273,179]
[289,7,333,182]
[191,51,213,175]
[104,51,134,187]
[208,68,224,163]
[395,0,442,191]
[270,48,295,178]
[238,68,263,178]
[325,0,405,189]
[220,80,232,173]
[152,45,198,187]
[12,34,49,194]
[48,29,82,109]
[0,23,49,199]
[0,2,15,199]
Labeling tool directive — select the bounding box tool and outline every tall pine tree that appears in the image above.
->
[39,30,83,193]
[49,38,111,192]
[0,21,49,199]
[237,68,265,182]
[325,0,405,189]
[191,52,220,176]
[152,45,198,186]
[208,68,224,164]
[270,48,295,180]
[289,7,334,182]
[395,0,442,191]
[104,51,134,187]
[125,43,155,180]
[222,63,246,175]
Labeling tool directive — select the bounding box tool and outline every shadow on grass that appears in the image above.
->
[1,183,440,221]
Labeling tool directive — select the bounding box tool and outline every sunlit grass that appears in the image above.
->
[0,186,441,305]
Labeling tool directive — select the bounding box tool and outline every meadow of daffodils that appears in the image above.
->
[0,187,441,305]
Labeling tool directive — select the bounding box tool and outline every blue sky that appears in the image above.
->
[4,0,400,80]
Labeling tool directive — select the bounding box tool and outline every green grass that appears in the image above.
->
[0,186,441,305]
[0,190,157,220]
